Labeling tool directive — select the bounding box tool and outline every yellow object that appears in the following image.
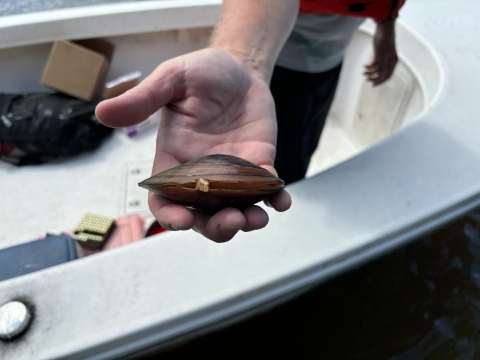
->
[73,213,115,248]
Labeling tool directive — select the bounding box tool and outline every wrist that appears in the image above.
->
[208,0,299,84]
[208,44,273,83]
[376,19,396,33]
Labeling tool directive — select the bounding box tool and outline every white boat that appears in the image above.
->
[1,0,480,358]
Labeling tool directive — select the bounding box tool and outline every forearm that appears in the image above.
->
[209,0,299,82]
[376,18,396,41]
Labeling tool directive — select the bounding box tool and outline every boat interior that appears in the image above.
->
[1,1,480,358]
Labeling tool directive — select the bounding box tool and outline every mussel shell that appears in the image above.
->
[138,154,284,213]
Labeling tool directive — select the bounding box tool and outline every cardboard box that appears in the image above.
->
[104,71,141,99]
[41,39,114,102]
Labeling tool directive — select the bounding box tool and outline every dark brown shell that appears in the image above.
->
[138,154,284,213]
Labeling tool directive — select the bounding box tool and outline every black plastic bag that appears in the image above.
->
[0,93,113,165]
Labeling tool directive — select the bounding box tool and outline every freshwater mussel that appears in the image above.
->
[138,154,284,213]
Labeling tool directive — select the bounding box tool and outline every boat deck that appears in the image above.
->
[2,1,480,358]
[307,120,358,178]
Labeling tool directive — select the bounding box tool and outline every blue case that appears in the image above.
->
[0,233,78,282]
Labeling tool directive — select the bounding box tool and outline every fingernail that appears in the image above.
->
[242,225,253,232]
[264,198,272,208]
[167,223,178,231]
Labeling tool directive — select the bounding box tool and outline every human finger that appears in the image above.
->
[193,207,247,243]
[371,65,387,86]
[372,58,395,86]
[364,61,380,81]
[372,74,387,86]
[242,205,269,232]
[364,67,379,75]
[364,67,379,77]
[96,58,186,128]
[364,65,378,72]
[257,164,292,212]
[383,56,397,81]
[148,192,195,231]
[365,57,385,85]
[264,189,292,212]
[364,59,379,69]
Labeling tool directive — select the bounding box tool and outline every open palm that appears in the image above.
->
[96,49,291,242]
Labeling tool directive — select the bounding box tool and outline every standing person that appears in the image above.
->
[96,0,405,243]
[273,0,402,184]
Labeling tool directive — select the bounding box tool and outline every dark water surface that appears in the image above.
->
[157,209,480,359]
[2,2,478,359]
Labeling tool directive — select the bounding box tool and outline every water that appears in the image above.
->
[157,209,480,359]
[2,2,478,357]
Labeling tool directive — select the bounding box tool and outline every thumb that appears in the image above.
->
[96,58,186,128]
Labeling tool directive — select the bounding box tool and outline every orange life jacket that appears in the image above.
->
[300,0,406,23]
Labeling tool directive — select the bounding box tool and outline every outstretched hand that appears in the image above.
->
[364,20,398,86]
[96,48,291,242]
